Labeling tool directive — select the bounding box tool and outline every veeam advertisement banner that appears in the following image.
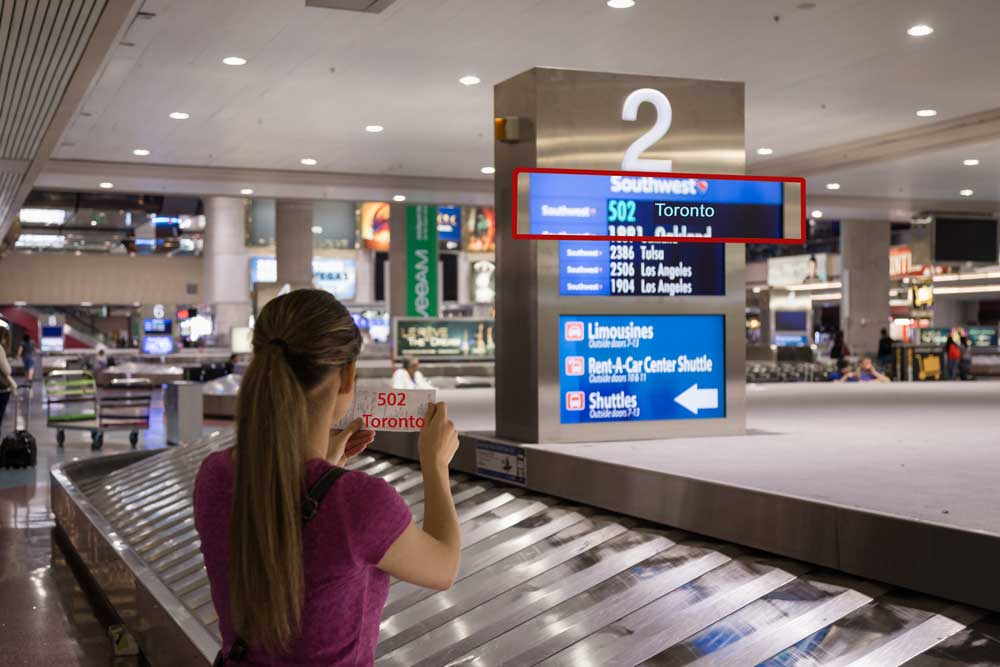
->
[406,205,438,317]
[559,314,726,424]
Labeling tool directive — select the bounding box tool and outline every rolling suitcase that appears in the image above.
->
[1,386,37,469]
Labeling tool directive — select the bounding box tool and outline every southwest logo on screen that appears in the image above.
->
[565,391,585,411]
[564,356,585,376]
[564,321,585,341]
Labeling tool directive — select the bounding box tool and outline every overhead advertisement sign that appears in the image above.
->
[515,168,805,244]
[436,206,462,245]
[405,205,439,317]
[559,314,725,424]
[394,318,495,360]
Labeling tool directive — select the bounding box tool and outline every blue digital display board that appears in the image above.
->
[436,206,462,244]
[559,240,724,296]
[559,314,725,424]
[530,172,783,240]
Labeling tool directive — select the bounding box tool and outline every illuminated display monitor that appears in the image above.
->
[559,314,725,424]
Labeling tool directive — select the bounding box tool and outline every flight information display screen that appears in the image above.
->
[559,240,725,296]
[524,170,791,242]
[559,314,726,424]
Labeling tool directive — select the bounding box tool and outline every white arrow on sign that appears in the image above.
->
[674,384,719,415]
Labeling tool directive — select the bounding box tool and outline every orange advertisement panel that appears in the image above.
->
[359,201,390,251]
[463,206,495,252]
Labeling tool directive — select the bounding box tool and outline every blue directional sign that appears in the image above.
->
[559,314,726,424]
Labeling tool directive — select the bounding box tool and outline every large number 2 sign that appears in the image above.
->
[621,88,673,172]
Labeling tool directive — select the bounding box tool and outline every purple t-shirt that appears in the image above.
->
[193,449,412,666]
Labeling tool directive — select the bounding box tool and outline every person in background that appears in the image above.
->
[877,328,893,370]
[224,353,239,375]
[16,334,35,387]
[92,348,110,373]
[959,335,973,381]
[0,331,15,433]
[943,329,962,381]
[829,358,851,381]
[392,357,434,390]
[830,330,849,361]
[856,356,891,383]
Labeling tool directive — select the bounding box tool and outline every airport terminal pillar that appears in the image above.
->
[203,196,251,340]
[275,200,314,285]
[494,68,747,443]
[840,220,890,355]
[388,202,407,317]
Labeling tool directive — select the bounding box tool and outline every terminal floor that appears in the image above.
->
[0,388,204,665]
[442,381,1000,536]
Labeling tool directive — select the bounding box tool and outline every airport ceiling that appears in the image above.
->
[30,0,1000,214]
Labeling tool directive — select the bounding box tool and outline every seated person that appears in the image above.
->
[391,357,434,390]
[829,358,851,381]
[225,353,239,375]
[837,356,891,383]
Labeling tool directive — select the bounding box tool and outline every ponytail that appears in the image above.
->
[228,289,361,654]
[231,343,309,652]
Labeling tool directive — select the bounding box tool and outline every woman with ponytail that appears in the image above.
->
[193,289,461,665]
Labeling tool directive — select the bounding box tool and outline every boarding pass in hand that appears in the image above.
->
[333,388,436,432]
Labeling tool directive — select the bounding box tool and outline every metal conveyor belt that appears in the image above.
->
[59,435,1000,666]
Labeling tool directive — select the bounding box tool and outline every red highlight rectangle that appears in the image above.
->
[512,167,806,245]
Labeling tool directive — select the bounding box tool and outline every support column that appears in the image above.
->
[203,197,251,341]
[276,200,314,285]
[388,202,408,318]
[840,220,890,356]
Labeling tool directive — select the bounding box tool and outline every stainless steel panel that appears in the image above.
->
[541,557,806,666]
[383,505,591,618]
[639,576,880,666]
[376,517,629,658]
[51,434,994,667]
[901,617,1000,666]
[444,541,731,667]
[377,528,673,666]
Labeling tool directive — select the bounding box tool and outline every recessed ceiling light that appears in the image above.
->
[169,111,190,120]
[811,210,823,219]
[392,194,406,202]
[963,158,980,166]
[459,75,481,86]
[825,182,840,190]
[311,225,323,234]
[222,56,247,66]
[365,124,384,133]
[240,188,254,195]
[607,0,635,7]
[907,24,934,37]
[916,109,937,117]
[481,166,495,174]
[300,158,317,166]
[80,300,91,306]
[959,189,974,197]
[756,147,774,156]
[90,220,98,227]
[99,182,114,189]
[132,148,150,156]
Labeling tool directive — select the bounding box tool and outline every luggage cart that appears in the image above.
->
[45,371,152,450]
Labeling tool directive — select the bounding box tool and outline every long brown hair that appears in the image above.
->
[231,289,361,653]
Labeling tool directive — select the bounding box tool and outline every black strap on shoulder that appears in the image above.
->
[214,638,248,666]
[303,465,348,521]
[219,467,346,664]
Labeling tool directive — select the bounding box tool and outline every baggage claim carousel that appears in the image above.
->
[51,430,1000,666]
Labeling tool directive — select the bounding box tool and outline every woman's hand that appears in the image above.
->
[418,402,459,470]
[328,417,375,467]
